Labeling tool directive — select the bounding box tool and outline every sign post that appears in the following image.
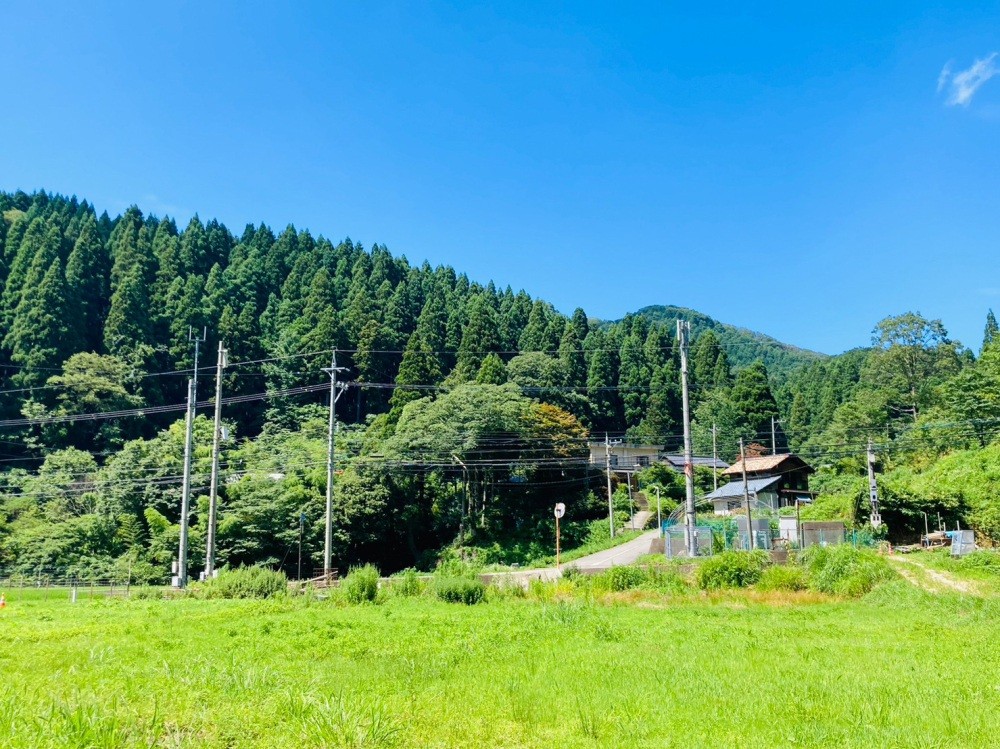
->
[554,503,566,568]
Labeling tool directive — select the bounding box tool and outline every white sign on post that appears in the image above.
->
[554,503,566,519]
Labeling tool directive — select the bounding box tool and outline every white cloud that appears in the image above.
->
[941,53,998,106]
[937,61,952,92]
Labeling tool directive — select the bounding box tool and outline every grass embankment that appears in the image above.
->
[2,570,999,748]
[897,548,1000,595]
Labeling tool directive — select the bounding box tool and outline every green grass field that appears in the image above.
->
[2,561,999,749]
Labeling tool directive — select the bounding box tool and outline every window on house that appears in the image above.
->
[638,456,650,467]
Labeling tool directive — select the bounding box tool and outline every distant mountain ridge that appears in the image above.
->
[624,305,826,380]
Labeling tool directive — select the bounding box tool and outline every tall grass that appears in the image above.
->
[197,566,287,599]
[802,546,896,597]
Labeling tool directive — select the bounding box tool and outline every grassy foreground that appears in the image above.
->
[1,580,999,748]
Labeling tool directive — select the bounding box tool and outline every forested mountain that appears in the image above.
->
[0,190,760,577]
[628,305,825,379]
[1,188,1000,579]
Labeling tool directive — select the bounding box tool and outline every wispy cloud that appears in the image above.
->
[937,61,952,93]
[939,53,999,106]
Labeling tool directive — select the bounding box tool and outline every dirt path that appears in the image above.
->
[890,555,979,595]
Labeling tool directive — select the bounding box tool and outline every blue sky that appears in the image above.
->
[2,2,999,355]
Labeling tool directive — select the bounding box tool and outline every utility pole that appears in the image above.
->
[740,438,753,550]
[867,439,882,529]
[323,351,349,579]
[677,320,696,557]
[298,511,305,579]
[605,434,615,538]
[711,422,718,492]
[771,416,778,455]
[204,341,228,579]
[626,472,635,530]
[177,327,206,589]
[654,484,662,538]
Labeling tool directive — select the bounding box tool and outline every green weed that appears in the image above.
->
[343,565,381,605]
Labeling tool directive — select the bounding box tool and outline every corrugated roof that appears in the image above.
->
[722,454,810,476]
[704,475,781,500]
[662,455,730,470]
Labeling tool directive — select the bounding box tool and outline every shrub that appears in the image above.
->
[643,566,690,594]
[200,567,287,599]
[487,578,526,601]
[435,577,486,605]
[696,551,768,590]
[606,565,646,592]
[390,568,424,597]
[756,564,808,592]
[802,546,895,597]
[131,586,164,600]
[957,550,1000,574]
[343,564,380,604]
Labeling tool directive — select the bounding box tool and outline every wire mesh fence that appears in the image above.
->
[0,567,168,599]
[660,517,877,556]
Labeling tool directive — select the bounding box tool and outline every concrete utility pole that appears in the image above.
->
[605,434,616,539]
[867,439,882,529]
[771,416,778,455]
[654,484,662,537]
[626,472,635,530]
[740,437,753,550]
[177,327,206,589]
[677,320,697,557]
[323,351,349,579]
[204,341,228,579]
[711,422,718,492]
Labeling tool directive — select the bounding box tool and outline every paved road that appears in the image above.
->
[571,529,659,570]
[483,528,661,586]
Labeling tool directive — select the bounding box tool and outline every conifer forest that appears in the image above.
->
[1,189,998,579]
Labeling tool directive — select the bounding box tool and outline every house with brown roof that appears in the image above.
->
[705,453,814,515]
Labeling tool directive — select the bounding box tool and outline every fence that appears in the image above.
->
[0,567,168,599]
[663,524,714,558]
[661,518,876,555]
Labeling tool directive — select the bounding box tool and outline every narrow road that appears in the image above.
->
[571,529,659,570]
[483,528,661,586]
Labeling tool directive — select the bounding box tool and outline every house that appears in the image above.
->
[660,454,731,473]
[587,442,729,475]
[704,453,814,515]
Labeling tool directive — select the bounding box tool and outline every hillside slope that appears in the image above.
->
[628,304,826,380]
